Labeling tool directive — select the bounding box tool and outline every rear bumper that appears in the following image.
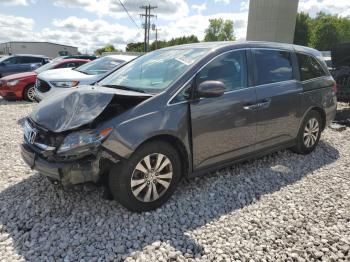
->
[21,143,116,185]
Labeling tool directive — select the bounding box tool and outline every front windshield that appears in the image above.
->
[75,56,123,75]
[99,48,208,94]
[0,56,9,63]
[34,61,60,74]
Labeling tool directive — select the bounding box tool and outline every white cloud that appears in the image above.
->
[0,14,142,53]
[240,0,249,11]
[299,0,350,17]
[214,0,230,4]
[1,0,28,5]
[160,11,248,42]
[191,3,207,15]
[43,16,142,52]
[0,14,34,42]
[53,0,189,20]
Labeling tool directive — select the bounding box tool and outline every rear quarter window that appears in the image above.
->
[297,53,327,81]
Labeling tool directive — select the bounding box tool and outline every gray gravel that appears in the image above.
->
[0,98,349,261]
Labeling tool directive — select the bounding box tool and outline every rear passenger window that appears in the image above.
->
[297,53,326,81]
[197,50,247,92]
[20,57,43,64]
[253,49,293,85]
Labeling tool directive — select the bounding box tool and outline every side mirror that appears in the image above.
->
[0,62,5,66]
[197,80,225,98]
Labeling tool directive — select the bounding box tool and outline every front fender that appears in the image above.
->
[102,103,191,159]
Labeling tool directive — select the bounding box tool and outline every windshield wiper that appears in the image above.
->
[102,84,147,94]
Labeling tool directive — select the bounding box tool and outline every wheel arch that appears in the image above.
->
[22,83,35,99]
[299,106,326,132]
[136,134,191,178]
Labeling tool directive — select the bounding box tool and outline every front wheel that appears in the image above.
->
[291,110,322,155]
[109,141,182,212]
[23,84,36,102]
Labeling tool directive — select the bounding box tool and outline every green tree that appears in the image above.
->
[204,18,236,41]
[125,42,144,52]
[294,12,311,46]
[310,13,341,50]
[126,35,200,52]
[337,16,350,43]
[95,44,117,55]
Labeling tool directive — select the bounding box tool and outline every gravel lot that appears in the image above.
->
[0,98,349,261]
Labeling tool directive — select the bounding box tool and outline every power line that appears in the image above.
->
[117,0,140,29]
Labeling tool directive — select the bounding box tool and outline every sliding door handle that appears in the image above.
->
[243,104,259,110]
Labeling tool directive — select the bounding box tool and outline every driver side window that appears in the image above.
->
[3,57,18,65]
[197,50,247,92]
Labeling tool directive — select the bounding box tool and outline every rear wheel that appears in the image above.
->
[109,141,181,212]
[23,84,36,102]
[291,110,322,154]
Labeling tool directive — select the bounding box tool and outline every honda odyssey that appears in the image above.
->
[21,42,337,212]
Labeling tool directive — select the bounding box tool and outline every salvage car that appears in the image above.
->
[21,41,337,211]
[0,58,89,101]
[0,54,50,78]
[34,55,137,101]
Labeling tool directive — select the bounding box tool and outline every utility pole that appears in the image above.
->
[152,24,161,50]
[140,4,157,52]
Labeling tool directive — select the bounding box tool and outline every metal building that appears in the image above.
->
[0,41,78,58]
[246,0,299,44]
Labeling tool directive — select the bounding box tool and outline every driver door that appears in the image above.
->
[190,50,257,170]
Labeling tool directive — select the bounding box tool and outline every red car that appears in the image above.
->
[0,58,89,102]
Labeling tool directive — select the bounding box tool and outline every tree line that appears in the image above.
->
[294,12,350,50]
[95,18,235,54]
[95,13,350,55]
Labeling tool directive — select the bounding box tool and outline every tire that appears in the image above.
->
[109,141,182,212]
[23,84,36,102]
[291,110,322,155]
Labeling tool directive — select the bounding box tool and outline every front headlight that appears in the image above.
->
[50,81,79,88]
[7,80,20,87]
[57,127,113,155]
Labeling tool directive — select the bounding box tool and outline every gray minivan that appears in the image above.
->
[21,42,337,211]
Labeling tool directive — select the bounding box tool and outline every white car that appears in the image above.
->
[34,55,137,101]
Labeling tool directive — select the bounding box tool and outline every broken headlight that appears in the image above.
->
[57,128,113,155]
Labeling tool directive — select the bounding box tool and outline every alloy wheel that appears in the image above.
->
[303,118,319,148]
[26,86,36,102]
[130,153,173,202]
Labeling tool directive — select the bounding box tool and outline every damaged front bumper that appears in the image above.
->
[21,143,120,186]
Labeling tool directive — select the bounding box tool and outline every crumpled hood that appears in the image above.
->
[30,85,152,132]
[38,68,99,83]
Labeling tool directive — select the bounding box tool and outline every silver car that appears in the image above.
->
[34,55,137,101]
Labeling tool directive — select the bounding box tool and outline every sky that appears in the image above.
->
[0,0,349,53]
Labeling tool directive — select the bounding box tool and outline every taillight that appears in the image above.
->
[332,83,337,93]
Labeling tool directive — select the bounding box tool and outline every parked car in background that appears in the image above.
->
[21,42,337,212]
[64,55,97,60]
[0,58,89,101]
[331,43,350,102]
[0,54,50,78]
[34,54,137,101]
[52,55,97,62]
